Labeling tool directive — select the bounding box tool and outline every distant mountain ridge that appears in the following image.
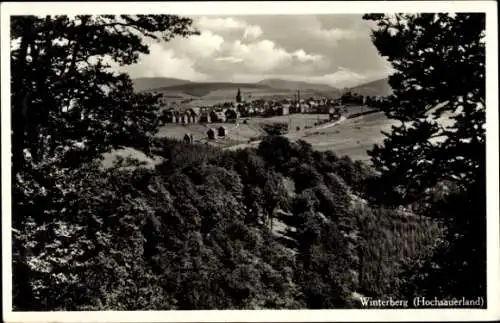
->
[132,76,391,99]
[132,77,193,92]
[155,82,273,98]
[349,78,392,97]
[257,78,339,92]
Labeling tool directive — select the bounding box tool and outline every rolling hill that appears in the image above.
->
[132,76,389,102]
[154,82,273,98]
[132,77,192,92]
[257,78,340,93]
[349,78,392,97]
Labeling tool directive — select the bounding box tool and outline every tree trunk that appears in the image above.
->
[11,18,35,176]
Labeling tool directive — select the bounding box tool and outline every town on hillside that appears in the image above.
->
[159,88,384,141]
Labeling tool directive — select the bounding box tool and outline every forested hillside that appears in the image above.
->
[10,13,487,311]
[13,136,443,310]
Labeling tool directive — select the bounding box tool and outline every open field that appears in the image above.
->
[300,111,399,161]
[287,107,454,162]
[156,106,387,160]
[156,113,340,147]
[246,113,330,130]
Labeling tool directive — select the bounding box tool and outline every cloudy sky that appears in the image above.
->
[122,14,394,88]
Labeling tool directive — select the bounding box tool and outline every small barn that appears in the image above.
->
[218,126,227,137]
[207,128,216,140]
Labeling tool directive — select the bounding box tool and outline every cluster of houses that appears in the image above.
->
[161,98,340,127]
[160,89,381,126]
[161,106,240,125]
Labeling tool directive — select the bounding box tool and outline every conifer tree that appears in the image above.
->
[11,15,199,175]
[363,13,486,301]
[363,13,485,205]
[11,14,199,310]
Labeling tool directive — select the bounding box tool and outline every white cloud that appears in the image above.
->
[196,16,264,41]
[220,40,324,73]
[197,17,248,32]
[118,15,391,87]
[312,27,361,43]
[243,25,263,40]
[292,49,322,62]
[226,39,291,71]
[215,56,244,63]
[173,30,224,59]
[121,43,207,81]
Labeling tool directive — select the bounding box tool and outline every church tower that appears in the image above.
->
[236,88,242,103]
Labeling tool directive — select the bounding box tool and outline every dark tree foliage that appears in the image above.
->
[11,14,199,174]
[341,91,365,105]
[257,135,295,169]
[363,13,486,303]
[260,123,289,136]
[396,175,486,305]
[11,14,199,310]
[12,133,442,309]
[363,13,485,205]
[295,214,353,308]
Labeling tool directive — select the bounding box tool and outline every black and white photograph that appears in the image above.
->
[1,1,499,322]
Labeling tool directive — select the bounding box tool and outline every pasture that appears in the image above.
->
[156,113,339,147]
[300,111,399,161]
[294,106,456,161]
[223,109,395,161]
[247,113,330,128]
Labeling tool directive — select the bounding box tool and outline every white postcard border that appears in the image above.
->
[1,1,498,322]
